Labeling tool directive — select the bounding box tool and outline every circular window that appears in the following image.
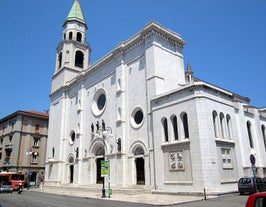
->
[92,89,107,116]
[69,131,75,145]
[97,94,106,110]
[131,107,144,128]
[134,110,143,124]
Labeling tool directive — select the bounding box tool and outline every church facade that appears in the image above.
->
[45,0,266,194]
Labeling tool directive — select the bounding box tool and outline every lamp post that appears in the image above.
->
[25,150,32,189]
[26,150,38,189]
[101,121,106,198]
[94,120,113,198]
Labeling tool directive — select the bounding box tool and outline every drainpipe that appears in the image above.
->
[17,114,24,172]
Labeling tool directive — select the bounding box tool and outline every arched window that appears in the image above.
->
[212,111,218,138]
[75,51,84,68]
[135,147,144,155]
[171,115,178,141]
[262,125,266,151]
[220,113,225,138]
[162,118,169,142]
[95,147,104,156]
[181,113,189,139]
[226,114,232,139]
[58,52,62,69]
[247,121,254,148]
[77,32,82,42]
[69,32,73,40]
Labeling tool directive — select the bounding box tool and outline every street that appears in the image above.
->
[0,191,151,207]
[0,191,248,207]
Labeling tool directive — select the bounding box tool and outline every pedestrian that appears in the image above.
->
[39,178,44,191]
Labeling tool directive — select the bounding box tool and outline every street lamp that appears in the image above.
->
[93,120,113,198]
[26,150,38,189]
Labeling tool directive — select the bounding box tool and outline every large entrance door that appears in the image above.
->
[69,165,74,183]
[136,157,145,185]
[96,158,104,184]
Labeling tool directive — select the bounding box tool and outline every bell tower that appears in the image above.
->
[51,0,91,93]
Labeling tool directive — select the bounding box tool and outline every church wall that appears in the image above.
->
[46,1,266,193]
[145,38,185,98]
[151,91,197,192]
[236,105,266,177]
[151,85,245,193]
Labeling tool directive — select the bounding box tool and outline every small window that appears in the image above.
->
[35,124,40,132]
[31,152,38,164]
[75,51,84,68]
[171,115,178,141]
[226,115,232,139]
[33,138,39,148]
[69,131,76,145]
[181,113,189,138]
[69,32,73,40]
[77,32,82,42]
[163,118,169,142]
[212,111,218,138]
[221,148,233,169]
[52,147,55,158]
[58,52,62,69]
[220,113,225,138]
[262,125,266,151]
[247,121,254,148]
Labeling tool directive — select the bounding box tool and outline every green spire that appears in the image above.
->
[66,0,86,24]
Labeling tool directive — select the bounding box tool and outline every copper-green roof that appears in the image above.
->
[66,0,86,24]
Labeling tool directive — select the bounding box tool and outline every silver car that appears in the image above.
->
[0,181,13,193]
[238,177,264,195]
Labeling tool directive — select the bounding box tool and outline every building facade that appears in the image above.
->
[45,0,266,194]
[0,111,49,187]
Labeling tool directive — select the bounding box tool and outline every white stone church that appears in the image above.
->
[45,0,266,194]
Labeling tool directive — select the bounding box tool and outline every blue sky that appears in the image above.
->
[0,0,265,118]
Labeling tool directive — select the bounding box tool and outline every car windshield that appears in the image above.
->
[2,181,12,185]
[240,178,251,184]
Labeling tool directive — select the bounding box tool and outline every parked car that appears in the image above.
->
[238,177,264,195]
[0,181,13,193]
[245,192,266,207]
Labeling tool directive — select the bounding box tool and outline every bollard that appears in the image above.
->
[203,188,207,200]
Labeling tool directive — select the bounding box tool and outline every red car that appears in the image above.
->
[245,192,266,207]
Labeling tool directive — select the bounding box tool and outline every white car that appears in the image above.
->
[0,181,13,193]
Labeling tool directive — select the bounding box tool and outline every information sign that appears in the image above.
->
[101,160,109,177]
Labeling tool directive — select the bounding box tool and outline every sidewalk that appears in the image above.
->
[32,185,206,206]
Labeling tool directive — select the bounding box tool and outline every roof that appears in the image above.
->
[0,110,49,123]
[65,0,86,25]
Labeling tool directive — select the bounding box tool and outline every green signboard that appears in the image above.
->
[101,160,109,177]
